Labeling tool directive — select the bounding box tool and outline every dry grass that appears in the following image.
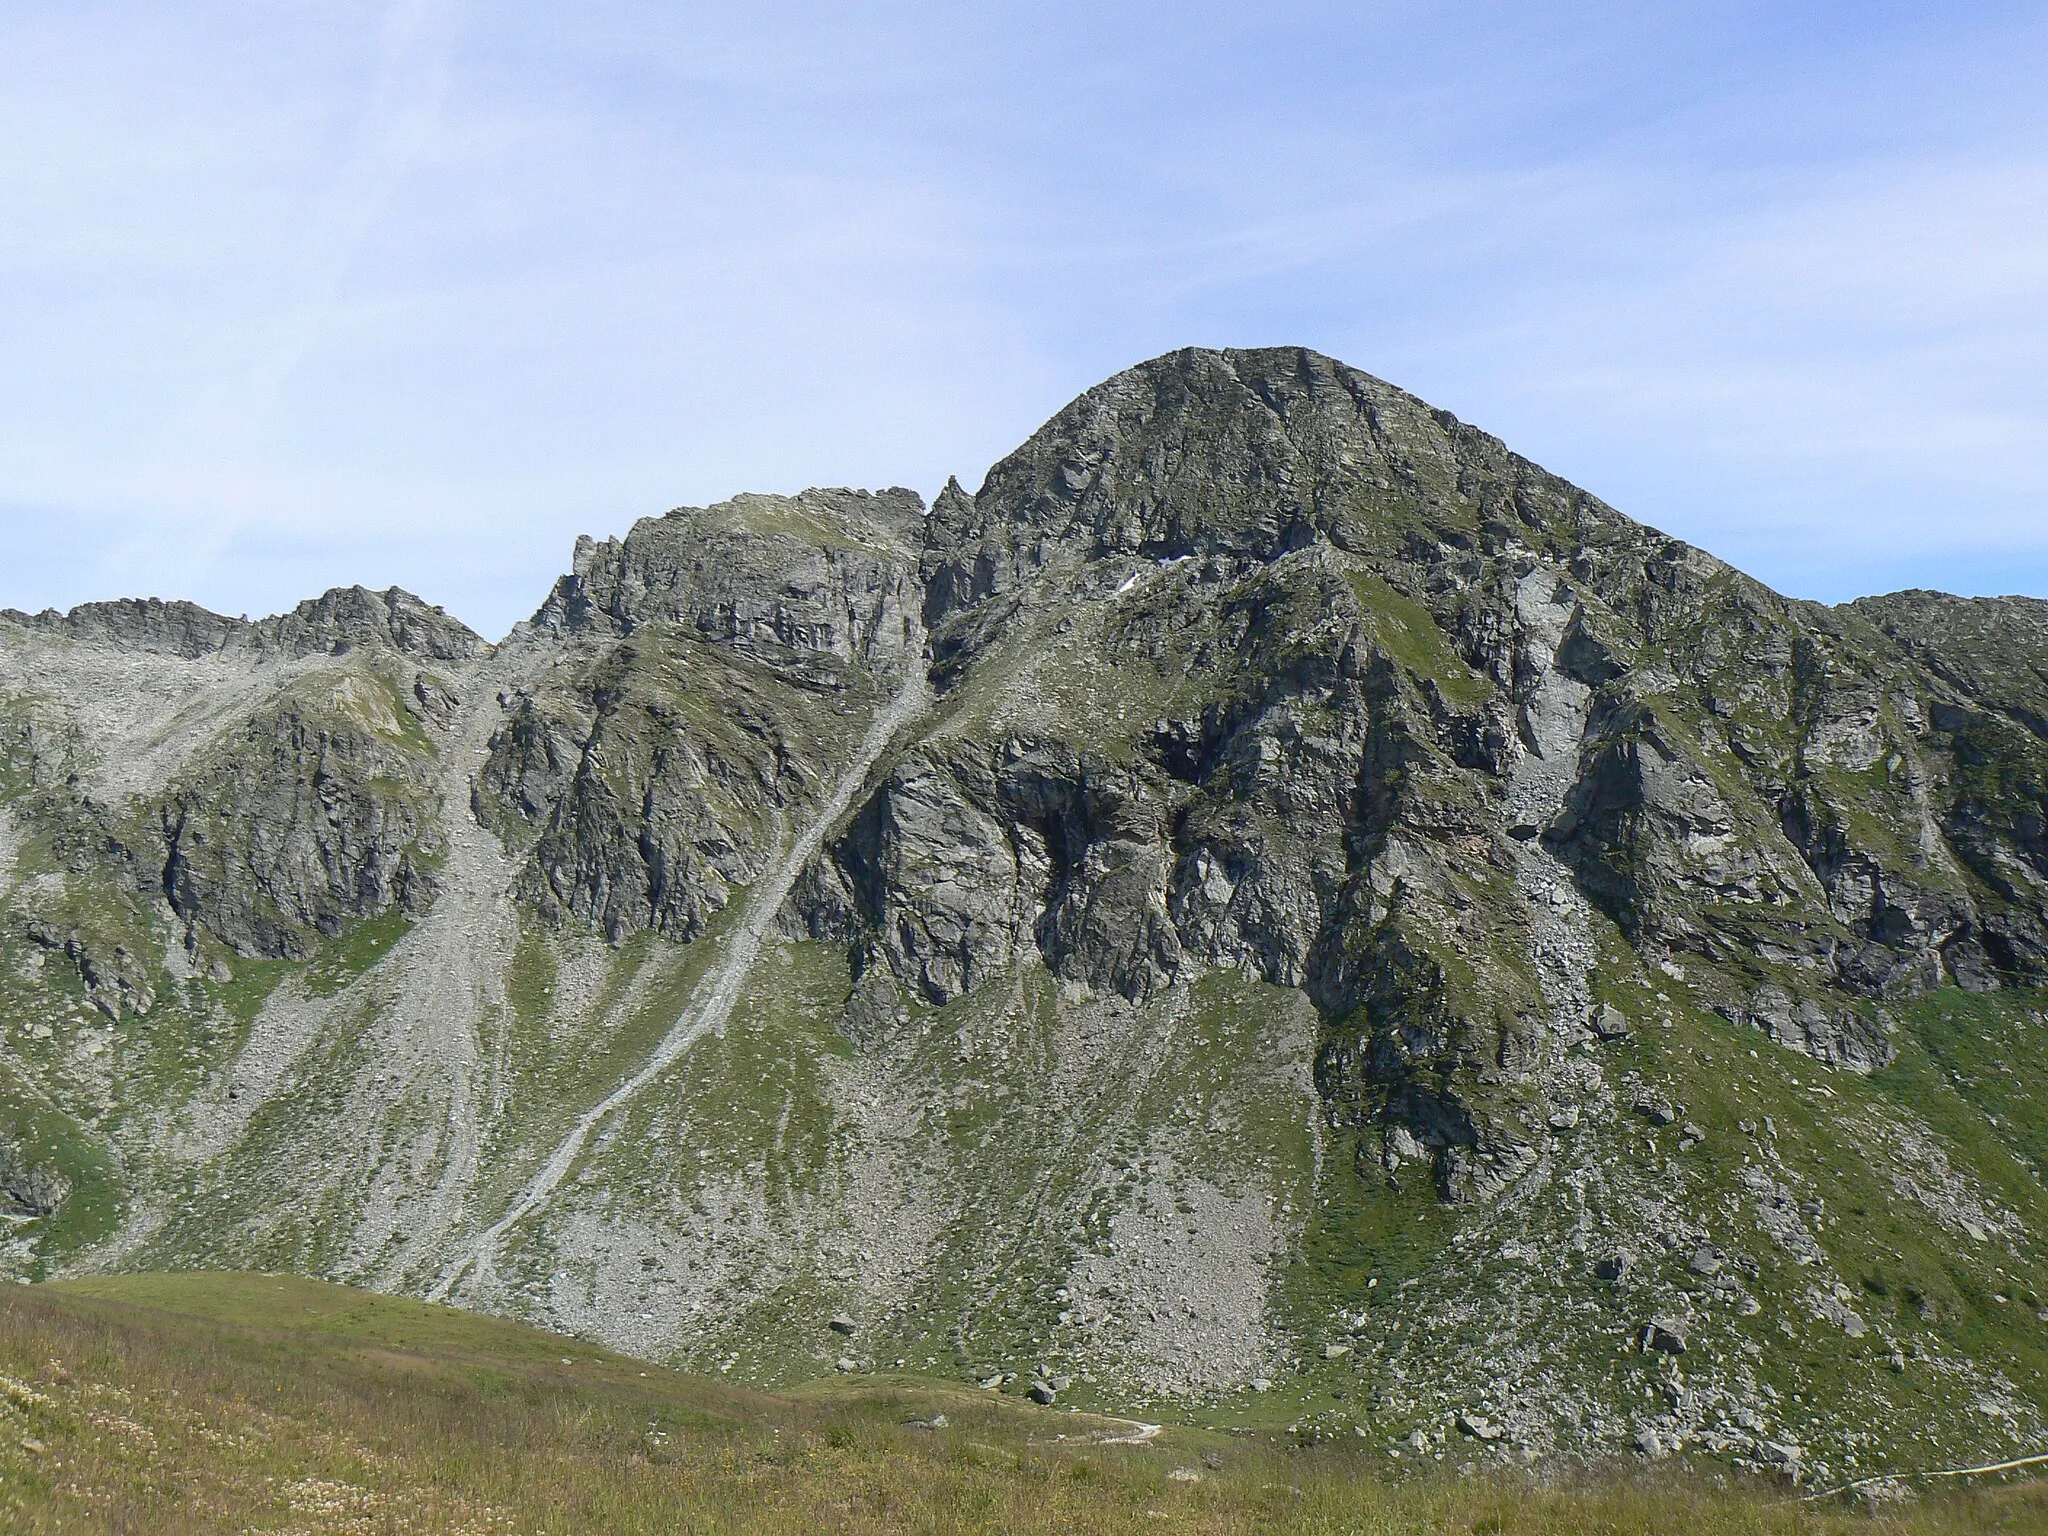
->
[0,1274,2038,1534]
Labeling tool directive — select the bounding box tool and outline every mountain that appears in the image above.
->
[2,347,2047,1485]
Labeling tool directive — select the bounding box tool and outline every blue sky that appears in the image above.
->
[2,2,2044,639]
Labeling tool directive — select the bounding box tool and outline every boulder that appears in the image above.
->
[1642,1319,1688,1355]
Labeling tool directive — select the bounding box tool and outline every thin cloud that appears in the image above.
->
[0,3,2042,635]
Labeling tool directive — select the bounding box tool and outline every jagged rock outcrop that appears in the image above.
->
[0,1130,70,1218]
[477,490,925,942]
[158,686,443,958]
[2,585,487,663]
[822,736,1183,1003]
[256,586,492,662]
[534,488,925,672]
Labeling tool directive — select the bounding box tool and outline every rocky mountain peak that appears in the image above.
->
[531,487,924,674]
[0,585,486,663]
[253,584,489,662]
[1,348,2046,1485]
[1,596,252,659]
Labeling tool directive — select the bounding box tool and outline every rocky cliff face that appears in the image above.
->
[1,351,2046,1484]
[476,489,924,942]
[825,349,2046,1196]
[0,585,486,1023]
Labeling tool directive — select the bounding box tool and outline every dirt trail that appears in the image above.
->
[1093,1419,1164,1446]
[428,664,931,1302]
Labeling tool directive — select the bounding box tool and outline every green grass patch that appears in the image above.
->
[1343,570,1494,707]
[0,1271,2035,1533]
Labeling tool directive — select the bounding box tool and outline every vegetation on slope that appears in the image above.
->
[1,1273,2043,1534]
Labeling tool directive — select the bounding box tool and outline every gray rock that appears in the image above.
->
[4,586,486,663]
[1761,1440,1804,1478]
[0,1137,70,1218]
[535,489,926,667]
[1591,1004,1633,1041]
[1642,1319,1688,1355]
[160,696,440,959]
[1720,986,1896,1073]
[482,489,927,950]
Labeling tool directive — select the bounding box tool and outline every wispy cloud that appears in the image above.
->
[0,1,2043,633]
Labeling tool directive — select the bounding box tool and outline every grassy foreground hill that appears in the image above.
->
[0,1274,2040,1534]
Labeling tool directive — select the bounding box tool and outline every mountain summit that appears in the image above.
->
[3,347,2046,1481]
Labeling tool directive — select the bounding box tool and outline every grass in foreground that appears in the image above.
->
[0,1273,2040,1534]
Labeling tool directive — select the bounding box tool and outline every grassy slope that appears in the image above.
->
[0,1272,2038,1535]
[1272,983,2048,1471]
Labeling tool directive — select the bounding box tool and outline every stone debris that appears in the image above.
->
[1761,1440,1804,1479]
[1594,1253,1634,1285]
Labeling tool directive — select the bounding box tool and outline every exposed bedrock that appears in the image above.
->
[797,346,2048,1195]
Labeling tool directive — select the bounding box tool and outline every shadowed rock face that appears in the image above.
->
[0,586,486,991]
[3,346,2048,1478]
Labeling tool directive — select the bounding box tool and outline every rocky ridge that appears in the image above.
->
[0,351,2045,1486]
